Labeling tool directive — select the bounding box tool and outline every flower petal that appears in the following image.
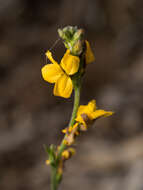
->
[85,40,95,64]
[76,101,95,120]
[91,110,114,120]
[76,100,113,125]
[87,100,96,112]
[45,50,58,65]
[75,115,86,126]
[41,63,63,83]
[60,49,80,75]
[62,150,70,159]
[53,74,73,98]
[76,105,87,117]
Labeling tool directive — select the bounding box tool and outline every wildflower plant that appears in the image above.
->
[41,26,113,190]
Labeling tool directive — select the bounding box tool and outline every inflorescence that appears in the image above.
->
[41,26,114,190]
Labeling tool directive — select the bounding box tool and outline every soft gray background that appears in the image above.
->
[0,0,143,190]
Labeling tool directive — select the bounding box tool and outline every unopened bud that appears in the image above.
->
[58,26,85,56]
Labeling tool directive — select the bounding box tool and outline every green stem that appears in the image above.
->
[50,80,81,190]
[51,167,58,190]
[58,79,81,157]
[69,82,81,126]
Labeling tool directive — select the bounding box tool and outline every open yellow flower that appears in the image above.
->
[76,100,113,127]
[85,40,95,64]
[41,50,80,98]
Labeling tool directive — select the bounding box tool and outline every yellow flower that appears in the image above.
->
[85,40,95,64]
[76,100,113,127]
[62,148,76,160]
[41,50,80,98]
[62,150,70,159]
[45,160,50,165]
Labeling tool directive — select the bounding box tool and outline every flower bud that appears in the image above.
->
[58,26,84,56]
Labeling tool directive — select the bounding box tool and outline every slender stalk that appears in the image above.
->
[51,167,58,190]
[50,80,81,190]
[69,82,81,126]
[58,79,81,157]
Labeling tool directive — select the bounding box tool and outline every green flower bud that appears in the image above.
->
[58,26,84,56]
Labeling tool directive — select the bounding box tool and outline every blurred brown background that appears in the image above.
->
[0,0,143,190]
